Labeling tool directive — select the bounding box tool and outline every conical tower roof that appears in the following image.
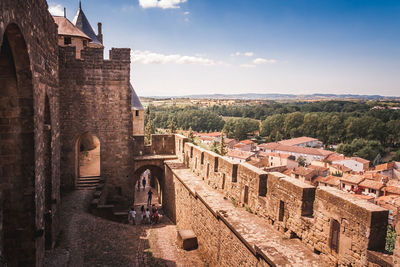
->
[130,84,144,110]
[72,1,103,46]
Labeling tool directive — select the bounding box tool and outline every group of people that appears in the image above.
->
[128,171,159,225]
[128,204,160,225]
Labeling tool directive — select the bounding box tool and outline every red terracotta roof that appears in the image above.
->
[308,165,329,171]
[375,162,395,171]
[227,150,255,160]
[315,175,341,186]
[351,157,370,165]
[385,186,400,195]
[278,136,319,146]
[359,179,384,190]
[292,167,315,176]
[325,153,345,162]
[340,175,365,185]
[330,164,352,173]
[267,152,292,159]
[240,139,254,145]
[53,16,91,39]
[257,142,333,157]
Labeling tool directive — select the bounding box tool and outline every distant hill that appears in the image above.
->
[145,93,398,100]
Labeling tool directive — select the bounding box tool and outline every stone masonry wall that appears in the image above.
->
[180,141,389,266]
[59,46,133,201]
[0,1,61,265]
[164,164,270,267]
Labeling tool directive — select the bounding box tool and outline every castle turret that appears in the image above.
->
[72,1,103,48]
[131,84,145,135]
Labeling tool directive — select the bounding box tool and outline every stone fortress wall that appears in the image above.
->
[58,45,134,202]
[164,134,390,266]
[0,0,61,265]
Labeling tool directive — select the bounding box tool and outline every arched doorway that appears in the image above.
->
[0,24,36,265]
[132,165,164,223]
[75,132,101,189]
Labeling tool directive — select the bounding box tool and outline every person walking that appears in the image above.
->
[140,205,145,224]
[142,177,146,191]
[147,189,153,206]
[137,179,140,191]
[128,207,136,225]
[145,208,151,224]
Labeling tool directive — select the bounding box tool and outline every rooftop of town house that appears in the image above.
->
[350,156,370,164]
[376,195,400,204]
[330,163,352,172]
[198,136,215,142]
[340,174,365,185]
[292,167,316,177]
[53,16,91,39]
[224,138,236,144]
[282,169,292,176]
[375,162,396,171]
[314,175,341,187]
[266,152,293,159]
[359,179,384,190]
[352,194,375,201]
[239,139,254,145]
[384,186,400,195]
[226,150,255,160]
[277,136,319,146]
[308,165,329,172]
[257,142,334,157]
[247,159,266,168]
[165,160,323,267]
[325,153,345,162]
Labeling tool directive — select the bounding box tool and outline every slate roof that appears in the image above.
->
[130,84,144,110]
[72,3,103,46]
[53,16,91,39]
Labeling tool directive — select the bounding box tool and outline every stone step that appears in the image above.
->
[76,186,97,190]
[78,176,102,181]
[77,179,101,185]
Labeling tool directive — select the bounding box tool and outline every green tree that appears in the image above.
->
[219,134,227,156]
[187,127,195,143]
[385,225,397,253]
[144,120,155,145]
[210,141,218,153]
[297,156,306,167]
[168,118,177,134]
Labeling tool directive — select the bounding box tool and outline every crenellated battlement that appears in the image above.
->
[172,134,390,266]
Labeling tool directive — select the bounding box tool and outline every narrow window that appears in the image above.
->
[195,157,197,169]
[222,173,226,190]
[201,152,204,165]
[243,186,249,204]
[330,219,340,253]
[232,164,238,183]
[214,157,219,172]
[64,36,71,45]
[83,40,87,47]
[206,163,210,179]
[135,110,139,116]
[278,200,285,221]
[190,147,193,158]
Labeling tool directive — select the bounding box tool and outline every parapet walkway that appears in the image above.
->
[167,160,327,267]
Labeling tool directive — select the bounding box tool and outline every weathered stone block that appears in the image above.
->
[177,229,198,250]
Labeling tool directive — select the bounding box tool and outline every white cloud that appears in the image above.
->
[184,11,190,15]
[48,4,64,16]
[240,64,256,68]
[231,51,254,57]
[131,50,219,66]
[253,58,276,64]
[138,0,187,9]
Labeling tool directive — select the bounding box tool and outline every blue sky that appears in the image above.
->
[48,0,400,96]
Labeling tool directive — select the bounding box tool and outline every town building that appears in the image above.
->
[332,156,370,172]
[278,136,322,147]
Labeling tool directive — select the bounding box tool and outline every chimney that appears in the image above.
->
[64,7,66,18]
[97,22,103,44]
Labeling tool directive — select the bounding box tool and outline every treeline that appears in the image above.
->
[145,101,400,161]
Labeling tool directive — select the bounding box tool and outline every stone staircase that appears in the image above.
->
[76,176,103,190]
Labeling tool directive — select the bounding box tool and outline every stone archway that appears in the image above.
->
[75,132,101,189]
[0,23,36,266]
[131,165,165,207]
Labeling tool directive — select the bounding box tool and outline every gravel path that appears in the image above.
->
[44,189,206,267]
